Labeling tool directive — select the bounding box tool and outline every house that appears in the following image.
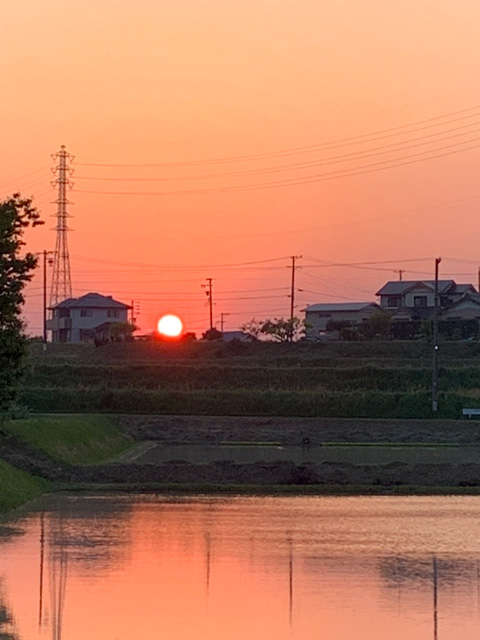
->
[47,293,131,343]
[376,280,476,320]
[442,292,480,321]
[303,302,381,340]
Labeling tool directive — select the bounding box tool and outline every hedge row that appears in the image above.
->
[20,386,469,419]
[24,362,480,392]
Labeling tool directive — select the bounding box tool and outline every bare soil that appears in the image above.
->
[116,414,480,445]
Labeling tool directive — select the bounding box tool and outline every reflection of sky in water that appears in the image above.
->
[2,495,480,639]
[46,496,132,575]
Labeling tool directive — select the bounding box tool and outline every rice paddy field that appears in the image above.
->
[20,339,480,419]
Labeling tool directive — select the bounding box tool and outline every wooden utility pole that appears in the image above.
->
[289,255,302,319]
[432,257,442,413]
[288,255,302,342]
[202,278,214,330]
[40,250,54,350]
[220,312,229,333]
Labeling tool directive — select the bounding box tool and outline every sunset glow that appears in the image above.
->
[157,314,183,337]
[2,1,480,336]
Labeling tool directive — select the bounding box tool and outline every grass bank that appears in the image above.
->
[0,459,50,512]
[0,414,135,513]
[3,414,134,465]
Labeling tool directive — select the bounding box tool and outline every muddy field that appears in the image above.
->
[116,414,480,445]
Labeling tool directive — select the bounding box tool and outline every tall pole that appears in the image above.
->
[202,278,214,330]
[289,255,302,319]
[288,256,302,342]
[50,145,74,306]
[43,250,47,344]
[36,250,54,350]
[432,257,442,413]
[220,312,229,333]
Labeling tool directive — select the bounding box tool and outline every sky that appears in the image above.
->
[2,0,480,335]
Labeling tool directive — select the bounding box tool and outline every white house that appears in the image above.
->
[47,292,131,343]
[303,302,381,340]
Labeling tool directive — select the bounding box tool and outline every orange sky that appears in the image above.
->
[2,0,480,334]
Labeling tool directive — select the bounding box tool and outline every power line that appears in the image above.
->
[73,120,480,183]
[73,137,480,196]
[70,253,290,269]
[75,103,480,167]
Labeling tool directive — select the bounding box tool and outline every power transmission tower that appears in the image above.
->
[50,145,74,306]
[202,278,214,330]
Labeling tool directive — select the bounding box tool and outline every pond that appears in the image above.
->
[1,494,480,639]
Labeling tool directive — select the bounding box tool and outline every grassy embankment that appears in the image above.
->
[0,414,134,512]
[0,460,49,512]
[4,414,133,464]
[20,339,480,418]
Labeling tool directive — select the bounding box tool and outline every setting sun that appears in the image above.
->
[157,314,183,338]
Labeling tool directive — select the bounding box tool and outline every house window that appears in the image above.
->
[80,309,93,317]
[59,309,70,318]
[107,309,120,318]
[414,296,427,307]
[386,296,400,308]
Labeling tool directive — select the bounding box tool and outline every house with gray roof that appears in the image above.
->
[376,280,477,321]
[47,293,131,343]
[303,302,381,340]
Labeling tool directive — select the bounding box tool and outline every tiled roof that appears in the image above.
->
[376,280,455,296]
[304,302,378,312]
[51,292,131,310]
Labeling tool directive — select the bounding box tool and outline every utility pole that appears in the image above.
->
[289,255,302,320]
[50,145,74,307]
[288,255,302,342]
[202,278,214,330]
[220,312,229,333]
[394,269,405,281]
[432,257,442,414]
[40,250,54,350]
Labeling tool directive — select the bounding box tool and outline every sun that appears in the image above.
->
[157,314,183,338]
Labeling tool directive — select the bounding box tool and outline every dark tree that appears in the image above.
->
[242,317,306,342]
[0,194,42,410]
[202,328,223,341]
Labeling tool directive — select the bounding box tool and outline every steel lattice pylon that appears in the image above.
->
[50,145,74,307]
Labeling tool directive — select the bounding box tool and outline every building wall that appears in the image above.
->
[49,307,128,342]
[305,307,377,339]
[68,307,127,330]
[380,288,435,309]
[404,290,435,308]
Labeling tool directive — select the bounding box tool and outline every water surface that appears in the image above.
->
[1,494,480,639]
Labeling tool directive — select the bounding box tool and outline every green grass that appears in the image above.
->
[4,414,134,465]
[0,459,50,512]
